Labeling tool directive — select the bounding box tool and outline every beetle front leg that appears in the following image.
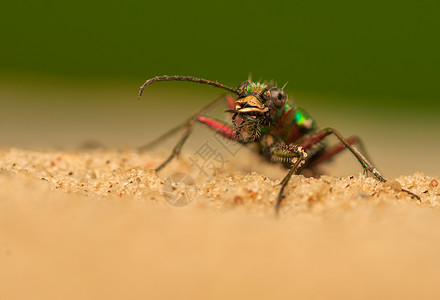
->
[271,144,308,214]
[138,95,236,151]
[155,116,243,172]
[154,120,195,171]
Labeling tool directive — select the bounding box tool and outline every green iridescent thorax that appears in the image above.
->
[244,82,268,95]
[293,106,315,131]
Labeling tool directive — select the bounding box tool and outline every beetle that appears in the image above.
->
[138,75,419,213]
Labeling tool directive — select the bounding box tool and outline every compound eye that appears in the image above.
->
[236,81,251,95]
[264,88,287,108]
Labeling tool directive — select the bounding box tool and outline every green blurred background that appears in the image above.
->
[1,0,439,175]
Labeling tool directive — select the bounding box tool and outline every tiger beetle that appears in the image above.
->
[138,75,420,214]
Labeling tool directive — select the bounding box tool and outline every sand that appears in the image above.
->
[1,147,440,299]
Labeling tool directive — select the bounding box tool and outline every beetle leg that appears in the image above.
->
[301,128,420,201]
[147,94,241,172]
[271,144,308,215]
[300,128,386,182]
[225,94,235,110]
[154,120,195,171]
[306,136,359,167]
[154,116,242,172]
[307,135,375,168]
[196,116,239,141]
[138,95,235,151]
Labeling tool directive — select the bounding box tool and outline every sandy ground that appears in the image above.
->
[1,147,440,299]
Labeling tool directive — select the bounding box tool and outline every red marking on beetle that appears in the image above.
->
[431,179,438,187]
[198,116,235,138]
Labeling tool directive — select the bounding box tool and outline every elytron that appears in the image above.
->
[138,75,419,213]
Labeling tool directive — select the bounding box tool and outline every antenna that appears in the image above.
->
[138,75,239,99]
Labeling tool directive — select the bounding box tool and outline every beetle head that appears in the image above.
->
[227,80,288,141]
[233,80,287,115]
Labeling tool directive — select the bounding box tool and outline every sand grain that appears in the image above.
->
[1,148,440,299]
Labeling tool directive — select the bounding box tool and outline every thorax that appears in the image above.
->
[260,103,316,144]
